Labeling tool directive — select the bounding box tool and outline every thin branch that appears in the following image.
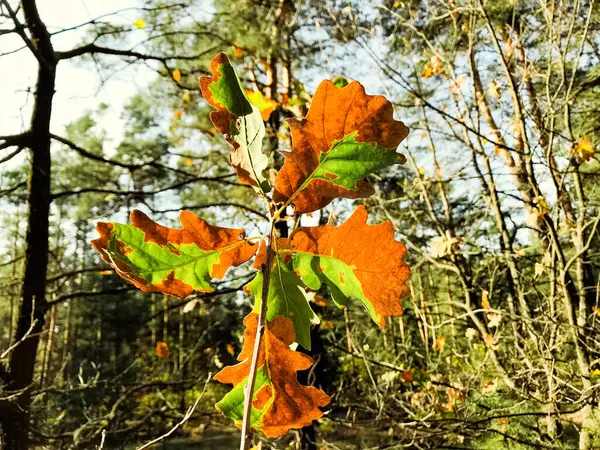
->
[136,374,212,450]
[56,43,215,62]
[50,174,239,200]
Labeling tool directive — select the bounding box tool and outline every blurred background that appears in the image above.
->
[1,0,600,448]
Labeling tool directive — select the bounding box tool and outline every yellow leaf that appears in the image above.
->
[98,270,112,276]
[156,341,169,359]
[481,290,490,310]
[104,194,116,202]
[132,19,145,29]
[182,92,191,102]
[422,64,433,78]
[245,90,279,121]
[172,69,181,82]
[591,369,600,377]
[184,157,194,167]
[233,47,244,58]
[573,137,594,162]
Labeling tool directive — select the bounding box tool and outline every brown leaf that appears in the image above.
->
[273,80,409,213]
[288,206,410,327]
[91,210,257,298]
[214,313,330,437]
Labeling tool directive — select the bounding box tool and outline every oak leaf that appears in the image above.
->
[91,210,257,298]
[214,313,330,438]
[288,205,410,327]
[273,80,409,213]
[246,256,318,350]
[200,53,270,192]
[246,90,279,121]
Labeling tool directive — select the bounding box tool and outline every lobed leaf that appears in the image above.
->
[91,210,257,297]
[214,313,330,438]
[273,80,409,213]
[246,90,278,121]
[246,250,317,350]
[200,53,270,192]
[288,205,410,326]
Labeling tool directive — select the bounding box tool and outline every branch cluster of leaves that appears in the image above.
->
[91,52,411,441]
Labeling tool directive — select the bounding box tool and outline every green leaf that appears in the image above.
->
[214,314,329,438]
[200,53,270,193]
[246,257,317,350]
[288,206,410,327]
[91,210,257,298]
[273,80,409,213]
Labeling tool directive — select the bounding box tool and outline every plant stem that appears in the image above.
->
[239,221,276,450]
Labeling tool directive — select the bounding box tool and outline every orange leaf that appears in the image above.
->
[422,64,433,78]
[401,369,414,383]
[91,210,257,298]
[272,81,409,214]
[226,343,235,356]
[156,341,169,359]
[433,335,446,351]
[214,313,330,437]
[172,69,181,82]
[573,137,595,161]
[288,206,410,327]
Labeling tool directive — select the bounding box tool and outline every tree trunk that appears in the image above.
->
[0,1,56,448]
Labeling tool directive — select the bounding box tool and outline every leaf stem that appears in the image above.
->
[239,220,275,450]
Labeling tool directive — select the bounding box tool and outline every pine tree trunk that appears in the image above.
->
[0,1,56,448]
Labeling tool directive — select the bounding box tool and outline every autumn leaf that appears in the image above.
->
[245,255,318,349]
[172,69,181,82]
[200,53,270,192]
[273,80,409,213]
[156,341,169,359]
[246,90,279,121]
[91,210,257,298]
[214,313,330,438]
[132,18,145,29]
[481,290,490,310]
[288,206,410,327]
[422,64,433,78]
[433,336,446,351]
[573,137,595,162]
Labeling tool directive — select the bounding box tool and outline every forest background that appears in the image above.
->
[1,0,600,449]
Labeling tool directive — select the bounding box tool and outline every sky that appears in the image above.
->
[0,0,156,152]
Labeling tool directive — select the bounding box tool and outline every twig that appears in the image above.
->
[136,374,212,450]
[239,221,275,450]
[97,430,106,449]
